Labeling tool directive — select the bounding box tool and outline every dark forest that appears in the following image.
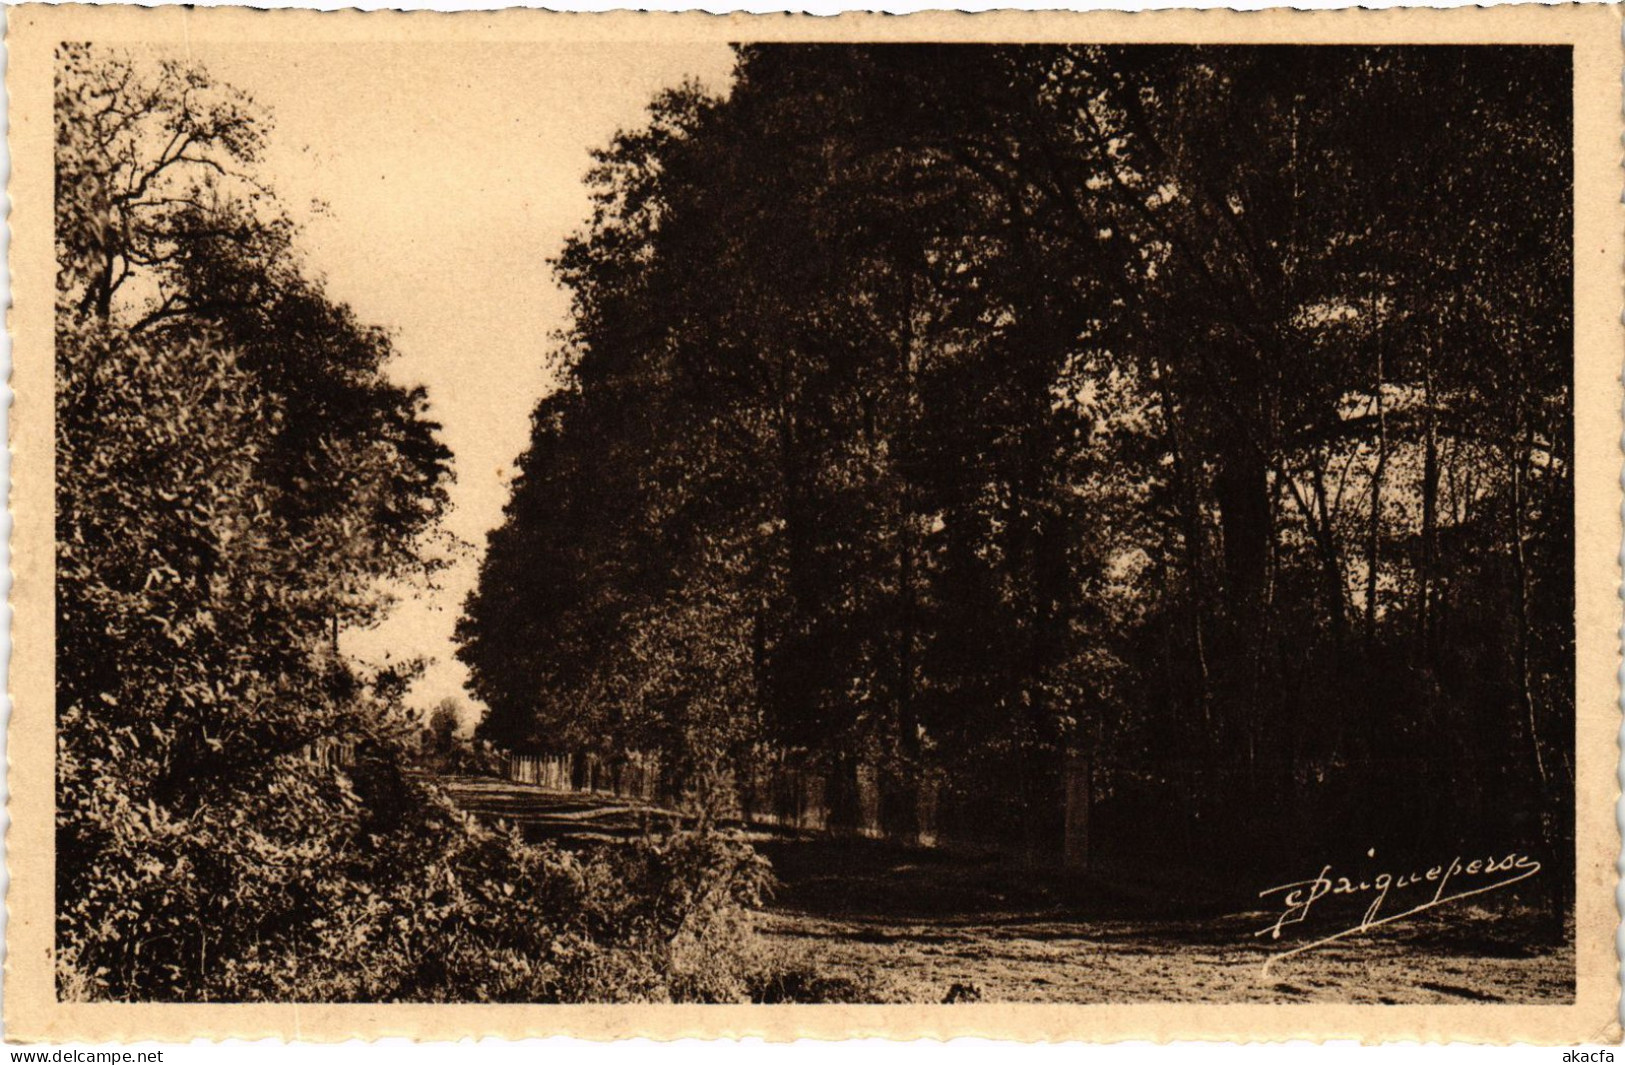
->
[460,45,1573,893]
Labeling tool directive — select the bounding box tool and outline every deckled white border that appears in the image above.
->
[2,1,1617,1055]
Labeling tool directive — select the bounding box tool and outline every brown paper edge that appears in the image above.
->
[5,1,1621,1044]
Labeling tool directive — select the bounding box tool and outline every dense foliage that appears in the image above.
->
[55,45,775,1001]
[460,46,1573,891]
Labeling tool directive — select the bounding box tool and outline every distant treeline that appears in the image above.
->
[458,46,1573,885]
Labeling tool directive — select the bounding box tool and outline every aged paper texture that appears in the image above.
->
[7,1,1622,1044]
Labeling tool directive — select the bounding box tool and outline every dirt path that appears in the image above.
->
[436,774,1574,1004]
[747,833,1573,1004]
[754,908,1573,1004]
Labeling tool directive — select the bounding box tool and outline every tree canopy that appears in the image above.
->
[459,45,1572,879]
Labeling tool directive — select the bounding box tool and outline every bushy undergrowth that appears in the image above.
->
[58,744,779,1003]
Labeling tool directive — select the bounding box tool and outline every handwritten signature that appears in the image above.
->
[1255,848,1541,971]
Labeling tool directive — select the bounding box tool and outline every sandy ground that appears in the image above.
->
[437,774,1574,1004]
[753,909,1573,1004]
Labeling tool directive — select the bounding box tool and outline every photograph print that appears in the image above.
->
[51,30,1578,1008]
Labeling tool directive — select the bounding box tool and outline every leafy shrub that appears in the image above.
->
[57,713,782,1004]
[562,825,776,1002]
[51,47,779,1002]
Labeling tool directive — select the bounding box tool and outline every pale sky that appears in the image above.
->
[193,43,740,726]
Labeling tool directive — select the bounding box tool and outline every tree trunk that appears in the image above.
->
[1310,455,1347,652]
[1215,449,1271,631]
[890,254,923,837]
[1510,422,1546,787]
[1214,445,1271,767]
[1154,358,1213,739]
[1364,301,1388,650]
[1418,358,1439,664]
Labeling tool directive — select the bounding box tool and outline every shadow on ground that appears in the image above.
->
[434,773,1575,1005]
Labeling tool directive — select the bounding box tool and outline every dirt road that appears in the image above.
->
[436,774,1574,1004]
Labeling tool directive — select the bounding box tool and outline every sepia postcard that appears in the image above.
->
[5,1,1621,1044]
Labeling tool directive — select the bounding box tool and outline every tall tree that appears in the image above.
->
[56,46,454,997]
